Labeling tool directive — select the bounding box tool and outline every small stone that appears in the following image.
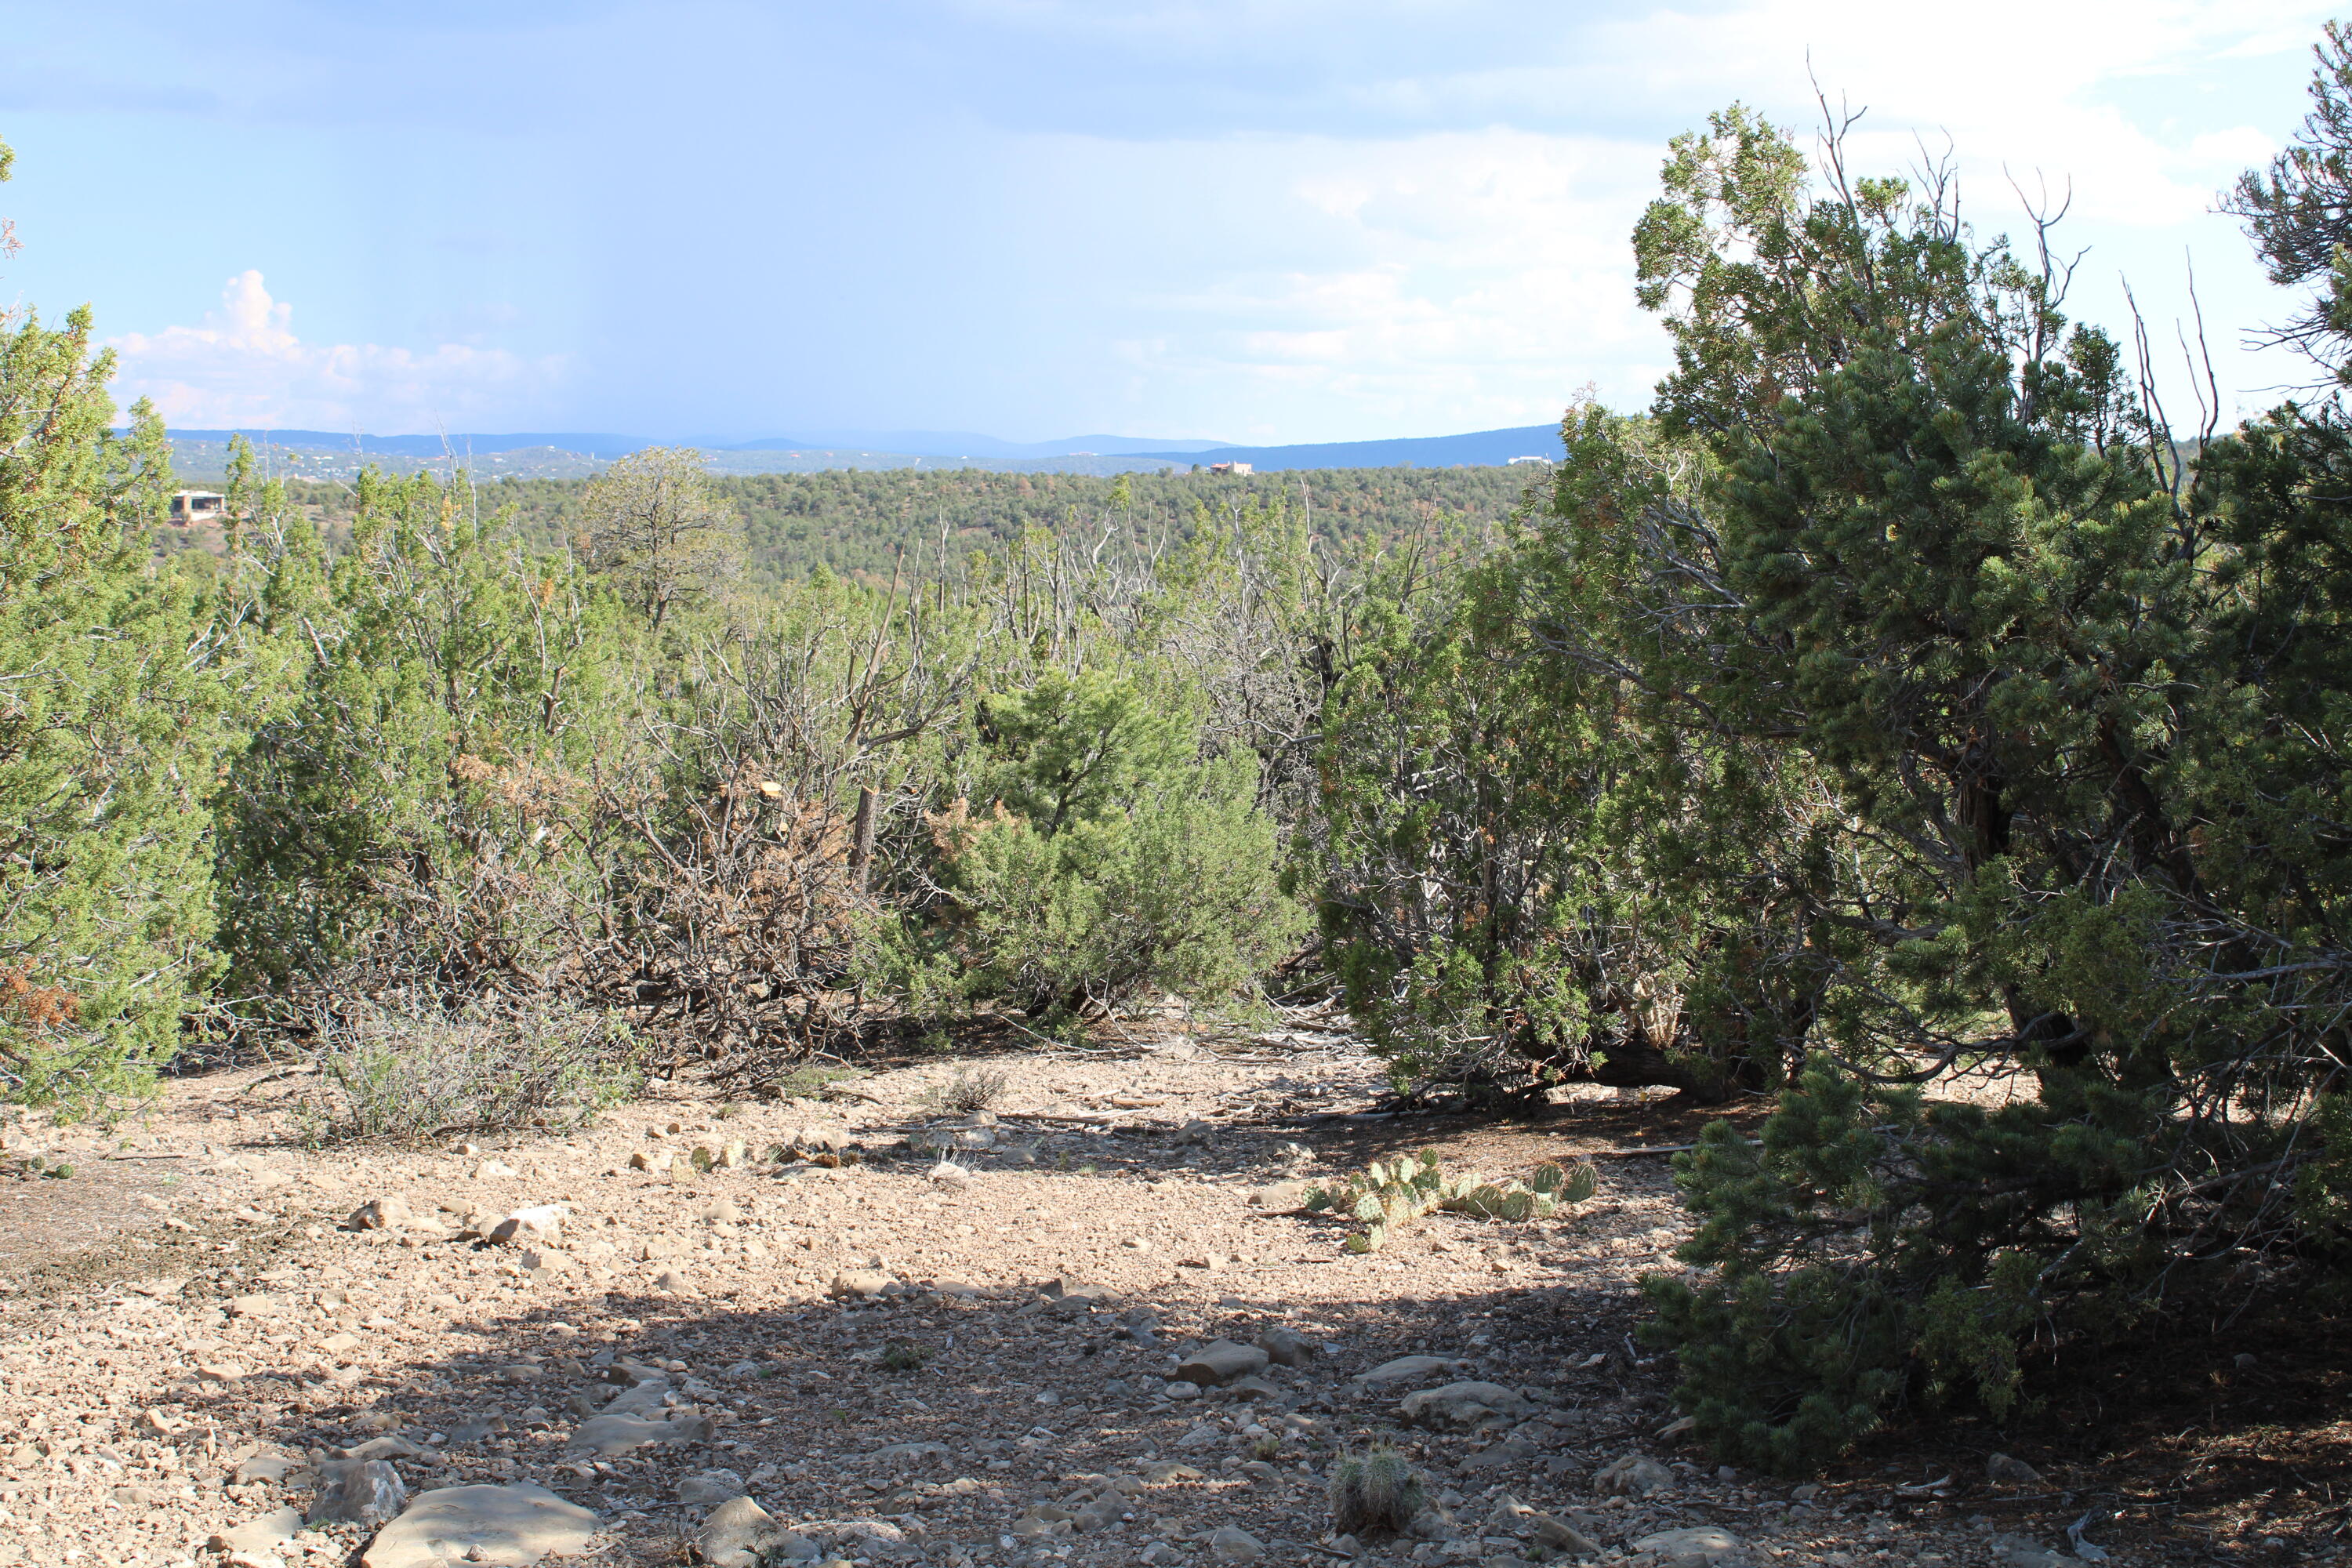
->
[1140,1461,1207,1486]
[1990,1534,2071,1568]
[1353,1354,1468,1387]
[1255,1325,1312,1367]
[1207,1525,1265,1562]
[1401,1381,1533,1428]
[209,1506,305,1554]
[340,1435,436,1465]
[565,1413,713,1457]
[1176,1339,1272,1388]
[359,1482,598,1568]
[488,1203,565,1246]
[699,1494,818,1566]
[348,1196,413,1232]
[1074,1494,1127,1531]
[231,1451,307,1486]
[1534,1515,1603,1556]
[629,1149,670,1172]
[677,1468,747,1505]
[1632,1526,1744,1566]
[1593,1454,1674,1496]
[1124,1236,1154,1250]
[1247,1181,1308,1210]
[1987,1453,2042,1486]
[604,1377,674,1418]
[306,1458,408,1525]
[1163,1380,1203,1401]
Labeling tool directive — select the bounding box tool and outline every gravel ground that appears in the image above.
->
[0,1028,2268,1568]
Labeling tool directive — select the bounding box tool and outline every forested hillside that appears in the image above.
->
[252,464,1537,584]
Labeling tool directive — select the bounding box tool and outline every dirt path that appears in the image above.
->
[0,1033,2290,1568]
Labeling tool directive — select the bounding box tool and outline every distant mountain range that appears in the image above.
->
[154,423,1564,480]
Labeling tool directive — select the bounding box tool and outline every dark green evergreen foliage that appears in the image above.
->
[212,459,641,1004]
[935,670,1307,1017]
[1595,103,2352,1470]
[278,464,1530,585]
[0,151,232,1101]
[2224,20,2352,377]
[1318,428,1848,1104]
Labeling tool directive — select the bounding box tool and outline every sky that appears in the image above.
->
[0,1,2338,444]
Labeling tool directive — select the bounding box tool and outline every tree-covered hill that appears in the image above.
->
[261,463,1541,583]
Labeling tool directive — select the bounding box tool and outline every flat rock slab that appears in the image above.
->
[1174,1339,1269,1387]
[1400,1380,1534,1428]
[361,1483,597,1568]
[699,1495,819,1566]
[1634,1526,1745,1565]
[1354,1354,1469,1386]
[209,1506,304,1553]
[564,1413,712,1457]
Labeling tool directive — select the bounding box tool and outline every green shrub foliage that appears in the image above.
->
[942,670,1306,1016]
[1601,99,2352,1468]
[0,201,231,1102]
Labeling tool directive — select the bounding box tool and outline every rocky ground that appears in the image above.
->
[0,1023,2328,1568]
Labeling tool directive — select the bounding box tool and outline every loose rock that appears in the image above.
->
[359,1483,597,1568]
[565,1413,713,1457]
[698,1495,818,1566]
[1593,1454,1675,1496]
[1400,1381,1533,1428]
[677,1468,746,1506]
[348,1196,414,1231]
[307,1458,408,1525]
[1632,1526,1744,1566]
[1206,1525,1265,1562]
[209,1507,305,1555]
[1176,1339,1271,1388]
[1987,1452,2043,1486]
[1353,1354,1468,1388]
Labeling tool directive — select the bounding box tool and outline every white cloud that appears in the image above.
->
[108,270,566,432]
[1048,0,2329,437]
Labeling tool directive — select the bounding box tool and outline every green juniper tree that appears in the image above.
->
[0,136,234,1105]
[1567,98,2352,1469]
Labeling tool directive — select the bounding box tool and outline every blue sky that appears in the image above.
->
[0,1,2336,442]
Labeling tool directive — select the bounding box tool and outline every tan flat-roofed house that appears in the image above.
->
[168,490,227,525]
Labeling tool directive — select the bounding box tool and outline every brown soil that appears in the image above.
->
[0,1029,2337,1568]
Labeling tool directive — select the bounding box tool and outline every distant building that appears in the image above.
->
[1207,461,1254,476]
[1508,456,1552,465]
[169,490,227,525]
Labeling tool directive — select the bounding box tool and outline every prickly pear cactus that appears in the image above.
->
[1304,1150,1598,1250]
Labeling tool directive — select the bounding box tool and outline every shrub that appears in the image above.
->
[922,1065,1008,1116]
[302,996,638,1143]
[1610,93,2352,1472]
[0,287,229,1106]
[941,672,1306,1017]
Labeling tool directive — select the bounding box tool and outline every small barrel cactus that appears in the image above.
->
[1327,1445,1428,1537]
